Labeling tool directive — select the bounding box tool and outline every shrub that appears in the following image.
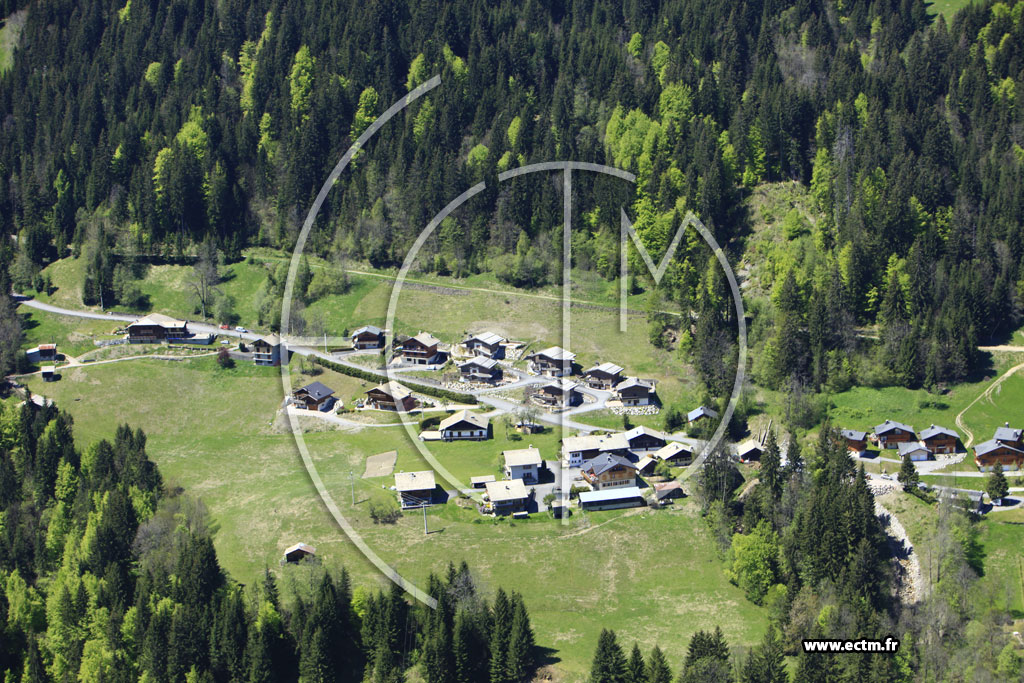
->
[217,347,235,369]
[369,500,401,524]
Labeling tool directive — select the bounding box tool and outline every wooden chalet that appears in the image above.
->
[840,429,868,454]
[294,381,336,411]
[582,362,623,389]
[395,471,435,508]
[687,405,719,424]
[526,346,576,377]
[622,426,667,453]
[615,377,657,406]
[484,479,529,515]
[462,331,506,359]
[457,356,502,383]
[365,381,417,411]
[252,334,282,366]
[919,425,959,454]
[438,410,490,441]
[993,423,1023,448]
[874,420,916,449]
[400,332,441,364]
[654,441,693,466]
[282,542,316,563]
[533,378,581,408]
[351,325,385,349]
[581,453,638,490]
[127,314,190,343]
[653,481,685,504]
[737,440,764,462]
[974,438,1024,472]
[26,343,57,363]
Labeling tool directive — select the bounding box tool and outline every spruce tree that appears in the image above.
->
[761,430,782,501]
[588,629,627,683]
[489,588,512,683]
[627,643,646,683]
[897,451,919,489]
[645,645,672,683]
[987,463,1008,504]
[506,594,535,683]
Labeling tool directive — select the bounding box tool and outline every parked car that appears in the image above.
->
[219,323,230,330]
[235,326,247,333]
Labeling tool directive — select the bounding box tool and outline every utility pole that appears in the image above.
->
[350,470,354,505]
[422,503,428,535]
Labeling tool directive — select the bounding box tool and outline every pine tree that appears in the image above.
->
[986,462,1009,504]
[627,643,647,683]
[644,646,672,683]
[489,588,512,683]
[897,452,919,489]
[505,594,534,683]
[588,629,627,683]
[761,430,782,501]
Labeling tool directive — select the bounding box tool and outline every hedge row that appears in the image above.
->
[311,357,478,405]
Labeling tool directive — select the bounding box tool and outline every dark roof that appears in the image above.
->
[919,424,958,440]
[975,439,1024,457]
[994,425,1023,442]
[352,325,384,336]
[841,429,867,441]
[874,419,915,436]
[582,453,636,476]
[688,405,718,421]
[296,381,335,400]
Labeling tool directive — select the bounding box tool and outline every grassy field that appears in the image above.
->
[0,10,26,73]
[927,0,977,19]
[23,355,769,678]
[18,306,123,358]
[958,370,1024,446]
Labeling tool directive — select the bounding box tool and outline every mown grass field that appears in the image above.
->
[927,0,977,20]
[18,307,123,358]
[23,355,768,678]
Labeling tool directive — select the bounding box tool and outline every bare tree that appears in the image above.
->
[188,239,222,319]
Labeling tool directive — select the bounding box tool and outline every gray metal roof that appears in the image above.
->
[296,381,335,400]
[874,419,915,436]
[439,409,489,431]
[897,441,931,457]
[458,356,498,370]
[623,425,666,443]
[920,424,958,440]
[994,425,1022,442]
[975,439,1024,457]
[528,346,575,361]
[582,453,636,476]
[687,406,719,421]
[352,325,384,336]
[840,429,867,441]
[583,362,624,376]
[463,331,505,345]
[579,486,643,503]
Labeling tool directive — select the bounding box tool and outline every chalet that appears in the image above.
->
[840,429,868,454]
[127,314,190,343]
[365,381,418,411]
[561,433,629,467]
[994,423,1023,448]
[533,378,582,408]
[252,334,282,366]
[582,362,624,389]
[653,481,685,504]
[457,356,502,384]
[737,440,763,462]
[654,441,693,466]
[919,425,959,454]
[581,453,638,490]
[898,441,932,462]
[485,479,529,515]
[635,456,658,475]
[41,366,56,382]
[351,325,385,349]
[294,381,335,411]
[526,346,576,377]
[462,332,506,359]
[470,475,495,489]
[395,471,435,508]
[400,332,442,365]
[579,486,645,511]
[615,377,657,406]
[26,343,57,363]
[503,447,542,483]
[622,426,667,453]
[687,405,719,424]
[282,542,316,563]
[874,420,916,449]
[438,410,490,441]
[974,439,1024,472]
